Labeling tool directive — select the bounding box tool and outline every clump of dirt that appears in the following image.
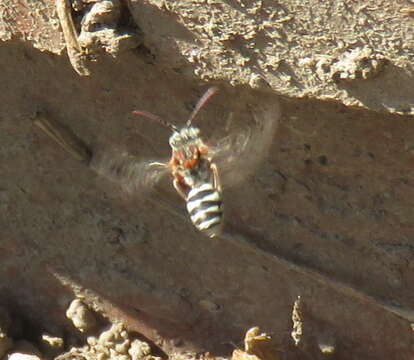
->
[0,299,163,360]
[0,299,283,360]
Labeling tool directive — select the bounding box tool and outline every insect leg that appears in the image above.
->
[149,161,168,167]
[173,179,188,200]
[210,163,221,192]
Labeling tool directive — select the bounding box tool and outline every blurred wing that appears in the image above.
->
[90,147,170,195]
[33,112,170,197]
[211,99,280,188]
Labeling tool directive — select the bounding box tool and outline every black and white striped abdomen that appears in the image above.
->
[186,183,223,237]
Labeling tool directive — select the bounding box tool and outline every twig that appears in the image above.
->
[56,0,91,76]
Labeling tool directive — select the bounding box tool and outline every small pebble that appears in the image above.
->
[66,299,97,333]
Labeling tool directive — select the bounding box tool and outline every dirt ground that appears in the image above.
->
[1,1,414,360]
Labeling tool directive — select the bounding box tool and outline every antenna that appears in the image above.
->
[186,86,219,126]
[132,110,178,132]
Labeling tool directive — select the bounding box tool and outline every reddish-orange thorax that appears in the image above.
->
[170,144,209,169]
[168,127,212,189]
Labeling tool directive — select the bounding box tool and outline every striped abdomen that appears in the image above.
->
[186,183,223,237]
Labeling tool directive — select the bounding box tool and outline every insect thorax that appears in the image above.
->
[169,126,213,188]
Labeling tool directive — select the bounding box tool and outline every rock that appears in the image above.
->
[66,299,97,333]
[39,334,64,358]
[7,340,43,360]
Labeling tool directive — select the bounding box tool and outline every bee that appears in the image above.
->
[34,87,279,238]
[132,87,223,237]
